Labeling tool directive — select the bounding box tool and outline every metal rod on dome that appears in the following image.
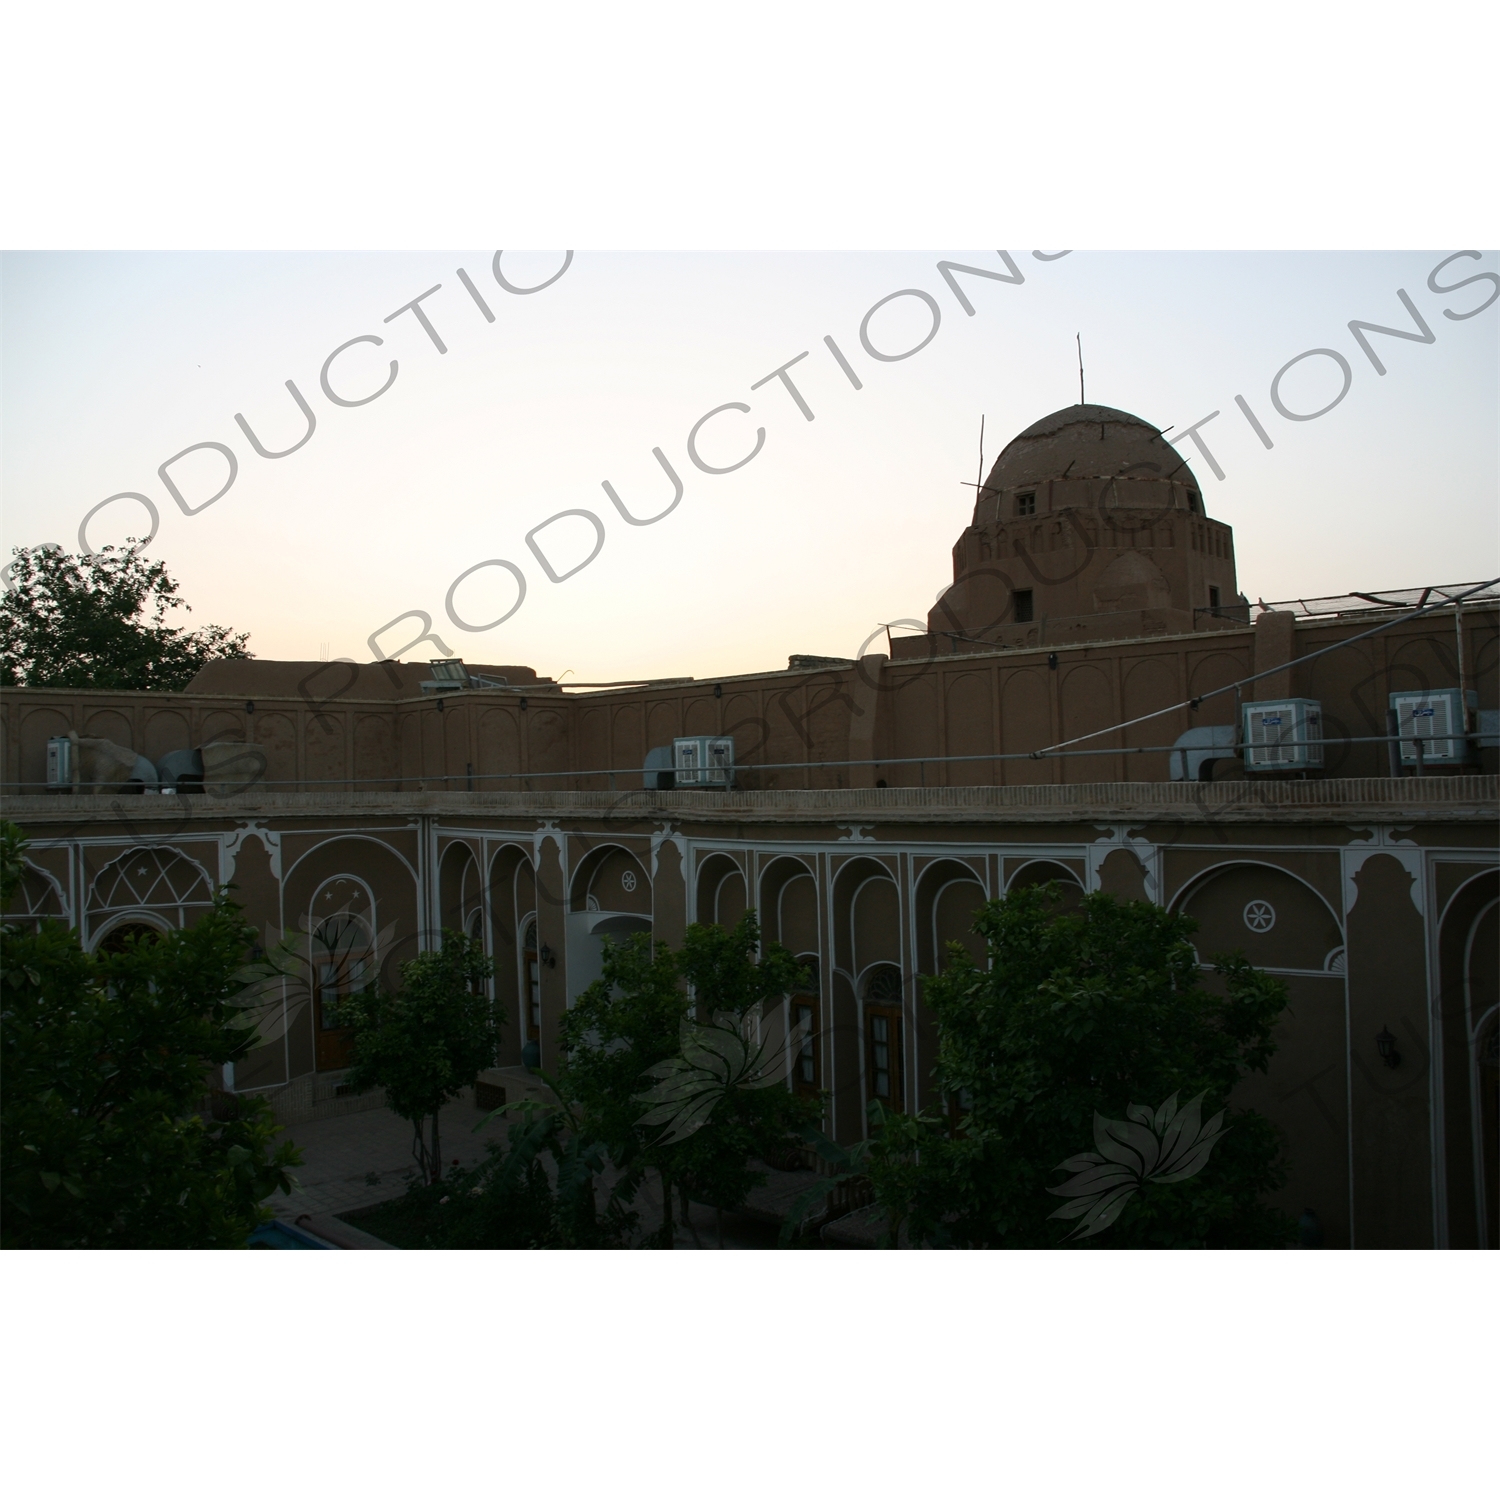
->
[976,414,985,495]
[1076,334,1085,405]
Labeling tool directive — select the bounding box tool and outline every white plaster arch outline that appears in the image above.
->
[757,854,822,1075]
[1436,864,1500,937]
[846,869,900,984]
[304,874,378,1026]
[926,873,990,971]
[89,909,172,951]
[574,840,651,914]
[827,855,899,985]
[1004,857,1086,895]
[86,846,217,944]
[692,848,747,927]
[759,853,816,953]
[282,832,419,890]
[1464,895,1499,1251]
[912,857,987,969]
[12,859,70,925]
[437,836,484,936]
[1168,857,1345,943]
[307,871,378,935]
[485,842,536,971]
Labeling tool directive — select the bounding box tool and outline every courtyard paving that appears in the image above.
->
[266,1087,510,1223]
[262,1089,839,1249]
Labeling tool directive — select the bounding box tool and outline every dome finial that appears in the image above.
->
[1076,333,1085,405]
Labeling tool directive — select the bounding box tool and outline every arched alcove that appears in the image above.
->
[1007,858,1085,912]
[1174,862,1343,973]
[438,840,483,938]
[695,851,747,929]
[570,843,651,917]
[1437,870,1499,1248]
[305,874,376,1073]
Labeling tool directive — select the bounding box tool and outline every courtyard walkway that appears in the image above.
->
[267,1087,510,1223]
[261,1089,840,1249]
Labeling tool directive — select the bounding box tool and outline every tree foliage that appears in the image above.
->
[340,932,501,1184]
[559,912,820,1245]
[0,822,300,1249]
[1,542,250,691]
[351,1100,637,1250]
[843,885,1296,1248]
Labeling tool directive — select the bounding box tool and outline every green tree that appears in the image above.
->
[560,912,820,1247]
[352,1099,637,1250]
[0,822,300,1249]
[806,885,1296,1249]
[1,542,250,691]
[340,932,501,1184]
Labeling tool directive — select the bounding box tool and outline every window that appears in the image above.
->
[1208,585,1221,613]
[1013,588,1034,624]
[464,909,487,993]
[863,965,904,1110]
[789,954,820,1096]
[522,919,542,1054]
[96,920,164,954]
[1016,491,1036,517]
[792,1001,819,1095]
[1187,490,1200,513]
[866,1008,902,1107]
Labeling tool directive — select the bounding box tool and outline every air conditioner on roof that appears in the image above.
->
[1242,699,1323,772]
[46,736,72,789]
[1389,689,1476,764]
[674,736,734,788]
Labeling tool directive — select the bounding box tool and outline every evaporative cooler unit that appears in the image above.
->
[1242,699,1323,772]
[1388,689,1476,766]
[673,736,735,788]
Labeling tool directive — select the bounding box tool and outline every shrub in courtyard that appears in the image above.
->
[340,932,501,1184]
[1,822,300,1249]
[561,912,821,1247]
[791,885,1296,1249]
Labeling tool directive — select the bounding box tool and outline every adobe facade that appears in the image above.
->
[4,404,1496,1249]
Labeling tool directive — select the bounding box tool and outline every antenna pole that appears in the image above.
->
[1076,334,1085,405]
[977,414,985,494]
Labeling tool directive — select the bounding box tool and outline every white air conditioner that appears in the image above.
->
[1389,689,1476,765]
[673,736,734,788]
[1242,699,1323,772]
[46,736,72,788]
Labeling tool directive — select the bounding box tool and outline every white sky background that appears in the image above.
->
[3,248,1496,682]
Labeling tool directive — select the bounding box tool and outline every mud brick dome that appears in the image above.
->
[906,403,1244,657]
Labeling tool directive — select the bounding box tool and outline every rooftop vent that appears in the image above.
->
[422,657,509,693]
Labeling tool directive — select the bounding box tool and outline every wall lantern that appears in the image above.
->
[245,700,256,714]
[539,942,556,969]
[713,683,722,699]
[518,697,529,711]
[1376,1026,1402,1069]
[1047,653,1059,671]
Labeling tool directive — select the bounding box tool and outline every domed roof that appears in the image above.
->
[984,403,1198,493]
